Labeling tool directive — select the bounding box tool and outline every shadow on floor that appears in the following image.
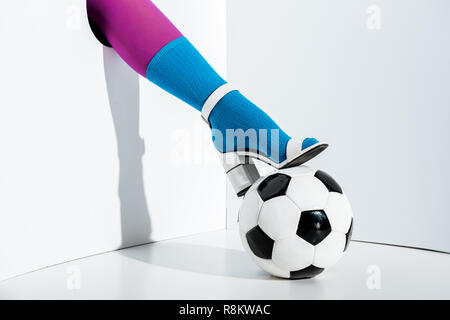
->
[120,242,274,280]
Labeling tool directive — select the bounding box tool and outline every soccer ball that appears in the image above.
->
[239,166,353,279]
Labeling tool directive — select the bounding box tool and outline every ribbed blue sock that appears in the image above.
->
[146,37,291,162]
[147,37,225,111]
[209,91,290,162]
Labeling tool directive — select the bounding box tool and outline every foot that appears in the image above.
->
[202,85,328,169]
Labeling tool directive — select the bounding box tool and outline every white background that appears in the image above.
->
[1,0,449,283]
[0,0,227,281]
[227,0,450,252]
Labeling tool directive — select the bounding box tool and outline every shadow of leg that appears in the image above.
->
[121,242,271,280]
[103,47,152,247]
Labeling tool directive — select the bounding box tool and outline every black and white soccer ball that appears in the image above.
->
[239,166,353,279]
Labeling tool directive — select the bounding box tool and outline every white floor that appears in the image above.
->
[0,229,448,300]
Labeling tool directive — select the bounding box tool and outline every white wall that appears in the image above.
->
[0,0,227,281]
[227,0,450,252]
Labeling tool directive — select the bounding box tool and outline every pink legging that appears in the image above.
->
[87,0,183,77]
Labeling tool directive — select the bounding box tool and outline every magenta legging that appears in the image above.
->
[87,0,183,77]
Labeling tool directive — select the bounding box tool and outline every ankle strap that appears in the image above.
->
[201,83,237,126]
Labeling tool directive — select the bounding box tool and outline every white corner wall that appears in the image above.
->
[0,0,227,281]
[227,0,450,253]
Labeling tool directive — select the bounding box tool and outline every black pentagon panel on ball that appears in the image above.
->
[246,226,275,259]
[344,218,354,251]
[290,265,324,280]
[257,173,291,201]
[297,210,331,245]
[314,170,343,194]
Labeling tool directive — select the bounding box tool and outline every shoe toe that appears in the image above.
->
[301,137,319,150]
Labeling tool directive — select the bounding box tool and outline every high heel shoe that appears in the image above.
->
[202,83,329,196]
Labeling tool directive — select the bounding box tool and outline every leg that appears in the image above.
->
[87,0,328,195]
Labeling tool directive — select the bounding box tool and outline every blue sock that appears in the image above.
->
[147,37,225,111]
[146,37,291,163]
[209,91,291,162]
